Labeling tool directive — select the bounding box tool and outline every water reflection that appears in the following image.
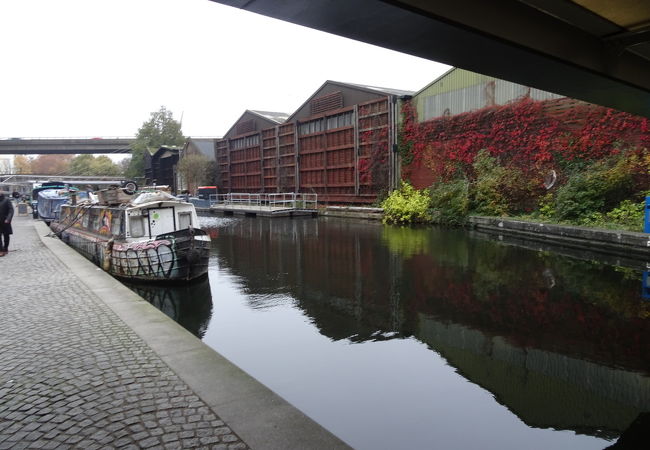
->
[211,217,650,442]
[123,277,213,338]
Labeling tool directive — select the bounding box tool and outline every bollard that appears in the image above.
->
[645,197,650,234]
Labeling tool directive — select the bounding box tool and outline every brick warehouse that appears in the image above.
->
[214,81,413,204]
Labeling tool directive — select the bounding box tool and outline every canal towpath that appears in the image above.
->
[0,215,349,449]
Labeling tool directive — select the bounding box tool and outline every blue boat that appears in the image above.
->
[36,188,72,224]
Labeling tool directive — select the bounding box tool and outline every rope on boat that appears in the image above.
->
[50,204,94,238]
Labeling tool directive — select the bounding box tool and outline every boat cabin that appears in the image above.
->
[124,201,198,240]
[58,200,199,241]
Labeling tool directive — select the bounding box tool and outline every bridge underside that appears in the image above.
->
[0,138,134,155]
[210,0,650,118]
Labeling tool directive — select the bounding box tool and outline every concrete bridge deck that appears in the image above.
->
[0,216,348,449]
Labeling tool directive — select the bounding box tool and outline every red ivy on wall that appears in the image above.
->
[359,127,389,187]
[400,97,650,183]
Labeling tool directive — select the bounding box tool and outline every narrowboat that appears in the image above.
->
[50,189,210,282]
[34,183,68,222]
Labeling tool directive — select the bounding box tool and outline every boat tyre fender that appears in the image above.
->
[102,239,114,272]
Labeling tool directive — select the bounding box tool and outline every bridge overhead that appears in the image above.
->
[0,138,135,155]
[210,0,650,118]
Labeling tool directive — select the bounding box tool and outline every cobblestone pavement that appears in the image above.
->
[0,216,249,449]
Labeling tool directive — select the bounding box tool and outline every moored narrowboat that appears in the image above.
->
[50,189,210,282]
[35,186,71,223]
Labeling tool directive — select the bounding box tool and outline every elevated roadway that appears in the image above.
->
[210,0,650,118]
[0,137,134,155]
[0,174,129,186]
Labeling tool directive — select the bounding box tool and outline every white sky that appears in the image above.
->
[0,0,449,140]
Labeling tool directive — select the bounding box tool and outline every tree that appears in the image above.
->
[69,154,121,176]
[92,156,121,176]
[69,154,95,175]
[31,154,73,175]
[13,155,32,174]
[118,158,131,175]
[178,153,209,194]
[126,106,185,180]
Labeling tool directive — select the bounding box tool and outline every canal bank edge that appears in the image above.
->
[33,221,350,450]
[316,209,650,263]
[319,206,384,221]
[469,216,650,262]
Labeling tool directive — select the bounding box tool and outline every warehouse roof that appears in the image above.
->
[249,110,289,124]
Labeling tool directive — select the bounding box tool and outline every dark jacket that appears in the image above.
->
[0,196,14,225]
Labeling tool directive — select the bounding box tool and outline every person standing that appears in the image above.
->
[0,192,14,257]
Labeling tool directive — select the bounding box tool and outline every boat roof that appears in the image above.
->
[38,189,73,199]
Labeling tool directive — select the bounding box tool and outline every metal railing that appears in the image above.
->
[211,192,317,210]
[268,193,317,209]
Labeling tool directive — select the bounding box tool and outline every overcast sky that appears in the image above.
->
[0,0,449,140]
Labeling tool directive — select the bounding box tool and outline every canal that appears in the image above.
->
[126,216,650,450]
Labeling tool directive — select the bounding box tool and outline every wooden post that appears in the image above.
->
[294,122,300,192]
[226,138,231,194]
[354,104,360,196]
[275,125,281,193]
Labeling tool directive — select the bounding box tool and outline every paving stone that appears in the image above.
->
[200,436,222,445]
[0,218,249,449]
[139,436,161,448]
[182,438,199,447]
[132,431,151,441]
[113,436,132,447]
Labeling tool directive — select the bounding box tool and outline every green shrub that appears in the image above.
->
[382,182,432,225]
[537,192,556,220]
[571,199,644,231]
[429,178,469,226]
[604,199,645,231]
[471,150,508,216]
[554,155,635,221]
[469,149,542,216]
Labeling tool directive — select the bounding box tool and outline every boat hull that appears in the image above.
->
[52,225,210,282]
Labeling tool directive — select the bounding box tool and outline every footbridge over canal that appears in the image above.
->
[0,137,134,155]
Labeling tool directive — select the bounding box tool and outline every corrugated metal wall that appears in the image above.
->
[415,68,563,122]
[214,98,393,204]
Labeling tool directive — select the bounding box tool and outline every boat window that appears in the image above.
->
[87,210,95,230]
[82,209,90,229]
[130,216,145,238]
[111,212,122,236]
[178,212,192,229]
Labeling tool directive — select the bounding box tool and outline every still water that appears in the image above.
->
[127,216,650,450]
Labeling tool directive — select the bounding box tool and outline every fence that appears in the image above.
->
[212,192,317,210]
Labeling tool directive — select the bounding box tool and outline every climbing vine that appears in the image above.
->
[359,126,389,192]
[400,97,650,183]
[397,96,650,224]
